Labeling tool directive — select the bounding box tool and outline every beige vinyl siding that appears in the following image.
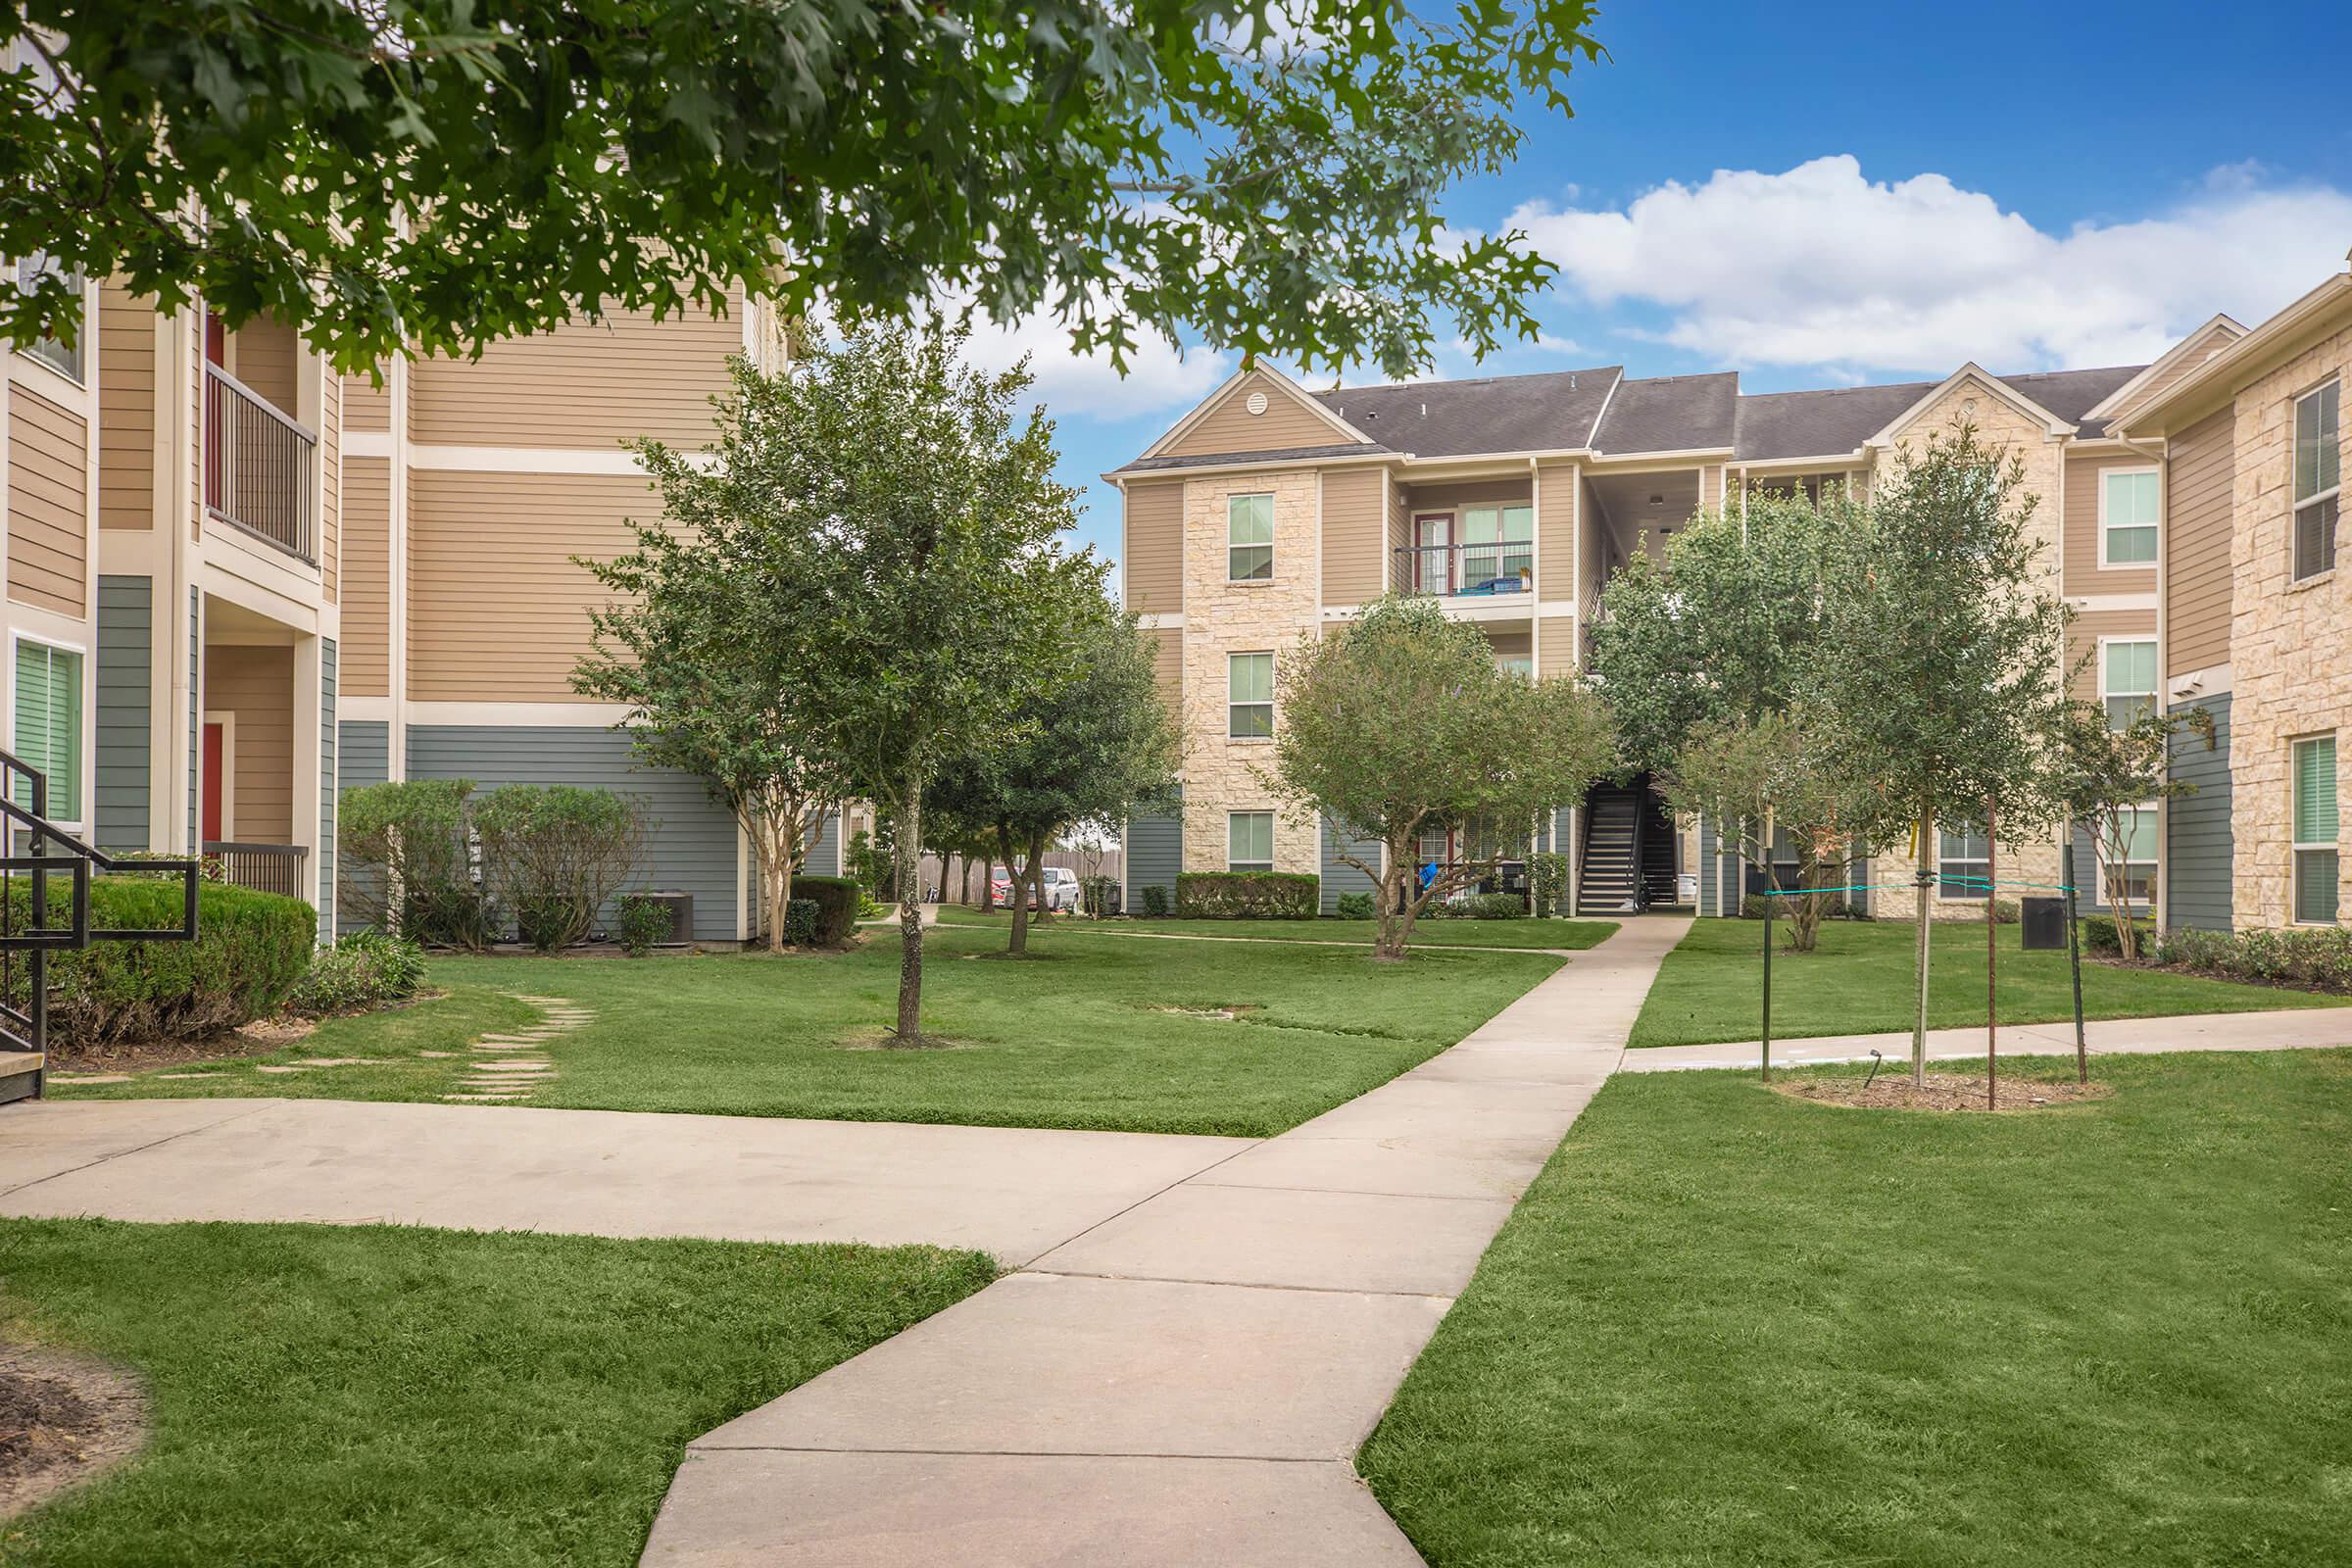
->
[2165,406,2235,673]
[1538,462,1576,598]
[408,468,654,701]
[205,644,294,843]
[341,458,391,697]
[409,307,741,449]
[2134,320,2241,410]
[1486,629,1531,659]
[1387,471,1408,571]
[1319,468,1385,609]
[1161,371,1340,459]
[1122,480,1183,614]
[342,368,390,432]
[1539,614,1577,675]
[6,386,89,617]
[2068,610,2158,702]
[2063,450,2160,595]
[319,366,340,602]
[1148,625,1181,708]
[186,313,202,540]
[96,285,155,531]
[230,317,301,415]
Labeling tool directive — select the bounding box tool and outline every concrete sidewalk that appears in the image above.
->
[1623,1004,2352,1072]
[640,915,1693,1567]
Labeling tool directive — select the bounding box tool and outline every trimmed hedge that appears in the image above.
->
[1335,891,1376,920]
[2082,914,2153,956]
[1140,884,1170,917]
[2145,924,2352,993]
[1176,871,1319,920]
[1434,893,1527,920]
[790,875,862,947]
[289,932,425,1017]
[5,877,317,1048]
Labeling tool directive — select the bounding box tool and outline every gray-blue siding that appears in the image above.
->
[1696,814,1721,916]
[809,808,842,877]
[2166,694,2232,932]
[335,720,390,932]
[94,576,152,852]
[1319,819,1379,912]
[318,640,336,942]
[406,725,740,941]
[1127,792,1181,907]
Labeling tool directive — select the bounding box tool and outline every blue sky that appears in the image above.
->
[973,0,2352,587]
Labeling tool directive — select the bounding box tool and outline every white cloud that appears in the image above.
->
[1511,155,2352,374]
[951,304,1234,422]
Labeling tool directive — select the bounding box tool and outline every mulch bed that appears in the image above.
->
[0,1345,147,1521]
[46,1015,318,1076]
[1775,1071,2113,1113]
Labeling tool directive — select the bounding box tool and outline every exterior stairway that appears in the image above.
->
[1577,789,1640,914]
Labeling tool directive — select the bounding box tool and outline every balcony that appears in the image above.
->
[1396,542,1534,600]
[204,363,318,565]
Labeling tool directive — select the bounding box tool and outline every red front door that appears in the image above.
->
[202,723,224,842]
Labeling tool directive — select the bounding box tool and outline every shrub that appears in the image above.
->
[2082,914,2152,956]
[1335,891,1376,920]
[112,849,226,883]
[1526,852,1569,914]
[340,779,484,947]
[791,875,861,947]
[1079,874,1118,917]
[288,932,425,1016]
[2144,923,2352,993]
[848,829,897,900]
[1176,871,1318,920]
[1140,884,1170,917]
[5,877,316,1048]
[1432,892,1525,920]
[781,899,821,948]
[615,894,674,957]
[472,785,648,953]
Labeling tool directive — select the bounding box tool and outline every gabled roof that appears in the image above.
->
[1732,379,1933,461]
[1862,363,2080,448]
[2082,315,2247,421]
[1307,367,1621,459]
[2113,267,2352,436]
[1119,441,1393,474]
[1138,364,1374,462]
[1590,371,1740,454]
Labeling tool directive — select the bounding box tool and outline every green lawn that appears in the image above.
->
[51,923,1560,1136]
[933,905,1617,950]
[0,1218,990,1567]
[1629,916,2345,1047]
[1359,1050,2352,1567]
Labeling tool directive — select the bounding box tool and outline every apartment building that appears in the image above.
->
[1110,265,2348,935]
[3,276,835,948]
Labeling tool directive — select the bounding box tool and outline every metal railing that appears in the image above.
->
[205,841,310,898]
[204,363,318,564]
[1396,543,1534,599]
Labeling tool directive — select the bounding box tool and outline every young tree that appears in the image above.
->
[7,1,1601,377]
[2052,696,2215,959]
[1807,424,2071,1084]
[1267,594,1614,958]
[1664,710,1866,954]
[573,358,856,952]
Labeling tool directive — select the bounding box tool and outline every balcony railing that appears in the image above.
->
[204,363,317,564]
[1396,543,1534,599]
[205,841,310,899]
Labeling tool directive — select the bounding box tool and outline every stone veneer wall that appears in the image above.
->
[1178,468,1323,877]
[2227,324,2351,929]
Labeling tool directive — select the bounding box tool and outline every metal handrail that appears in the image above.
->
[201,361,318,444]
[1395,542,1535,598]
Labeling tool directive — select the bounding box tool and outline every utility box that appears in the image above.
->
[632,891,695,948]
[2020,896,2067,951]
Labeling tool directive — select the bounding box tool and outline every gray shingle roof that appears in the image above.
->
[1307,368,1620,458]
[1731,380,1936,461]
[1997,366,2144,438]
[1591,371,1740,454]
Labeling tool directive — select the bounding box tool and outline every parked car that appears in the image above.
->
[989,866,1084,911]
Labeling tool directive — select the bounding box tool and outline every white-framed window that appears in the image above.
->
[1227,493,1274,581]
[1495,652,1533,679]
[2293,379,2339,581]
[2100,639,2158,730]
[1227,810,1274,873]
[1227,652,1273,738]
[11,635,85,828]
[1937,820,1989,899]
[2099,467,2159,566]
[2292,734,2338,925]
[2097,804,2159,908]
[11,252,85,384]
[1459,504,1535,591]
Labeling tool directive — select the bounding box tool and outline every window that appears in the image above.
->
[2294,380,2339,581]
[2293,735,2338,925]
[2098,805,2159,908]
[1227,493,1274,581]
[1495,654,1534,679]
[1459,505,1534,591]
[1228,811,1274,872]
[2101,639,2158,730]
[2100,468,2159,565]
[1937,820,1988,898]
[1227,652,1273,738]
[12,253,84,383]
[13,639,83,826]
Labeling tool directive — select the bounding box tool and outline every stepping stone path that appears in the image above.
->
[440,995,595,1102]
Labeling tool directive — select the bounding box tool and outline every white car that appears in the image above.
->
[990,866,1085,911]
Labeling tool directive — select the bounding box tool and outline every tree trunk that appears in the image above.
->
[959,855,973,906]
[1374,835,1409,959]
[1029,831,1050,926]
[1912,811,1933,1087]
[893,778,925,1043]
[2103,826,2140,960]
[1007,828,1033,956]
[980,856,996,911]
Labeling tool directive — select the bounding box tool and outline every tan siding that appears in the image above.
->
[1538,614,1577,675]
[1387,471,1408,569]
[1122,480,1183,614]
[1538,462,1576,600]
[341,459,391,697]
[408,468,654,701]
[2133,321,2241,410]
[2165,407,2234,674]
[1149,625,1181,710]
[2062,450,2160,595]
[409,307,741,449]
[1161,371,1340,458]
[319,367,340,602]
[96,286,155,531]
[205,644,294,844]
[187,313,202,540]
[6,386,88,617]
[342,368,390,431]
[1318,468,1385,609]
[2068,610,2158,702]
[1485,629,1531,658]
[230,317,301,414]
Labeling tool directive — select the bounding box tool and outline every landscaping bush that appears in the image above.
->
[1140,884,1170,917]
[472,785,648,953]
[790,875,861,947]
[1335,891,1376,920]
[1176,871,1318,920]
[2145,923,2352,993]
[4,877,316,1047]
[339,779,485,948]
[1079,874,1118,917]
[111,849,226,883]
[288,931,425,1016]
[1432,892,1526,920]
[781,899,821,948]
[2082,913,2153,956]
[1527,852,1569,914]
[615,895,674,957]
[1740,893,1850,921]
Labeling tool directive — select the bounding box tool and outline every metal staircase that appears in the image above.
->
[0,750,201,1104]
[1577,777,1680,915]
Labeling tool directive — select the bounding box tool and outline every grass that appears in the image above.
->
[51,923,1561,1137]
[0,1218,992,1567]
[932,905,1618,950]
[1358,1050,2352,1567]
[1629,916,2346,1047]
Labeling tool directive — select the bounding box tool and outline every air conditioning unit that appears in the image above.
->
[624,891,694,948]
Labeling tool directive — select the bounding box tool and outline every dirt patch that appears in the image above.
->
[0,1344,147,1521]
[1775,1071,2113,1113]
[46,1015,318,1076]
[1147,1004,1265,1023]
[835,1028,979,1052]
